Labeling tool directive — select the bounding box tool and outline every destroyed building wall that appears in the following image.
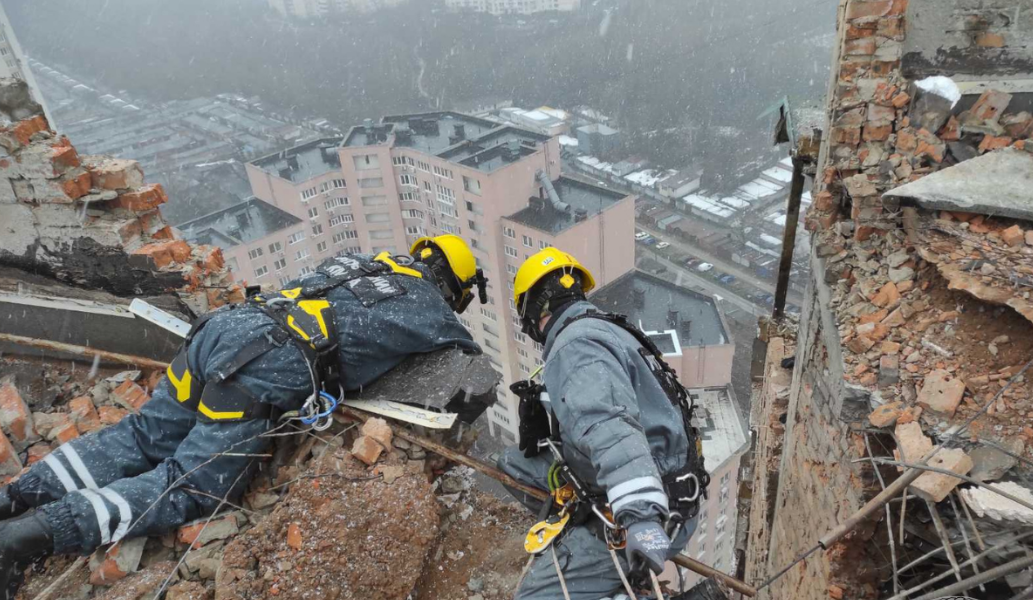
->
[743,0,1033,598]
[0,94,244,319]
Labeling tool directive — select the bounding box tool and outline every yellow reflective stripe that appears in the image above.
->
[296,300,330,338]
[166,364,193,403]
[286,315,311,341]
[280,287,302,299]
[374,252,423,279]
[197,400,244,421]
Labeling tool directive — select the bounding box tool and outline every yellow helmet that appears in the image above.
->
[410,234,486,313]
[513,247,596,317]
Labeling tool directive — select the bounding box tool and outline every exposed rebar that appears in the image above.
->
[908,555,1033,600]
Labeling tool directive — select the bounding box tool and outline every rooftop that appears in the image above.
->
[250,137,344,183]
[505,176,627,234]
[693,386,749,472]
[178,197,302,248]
[577,123,618,136]
[589,270,729,348]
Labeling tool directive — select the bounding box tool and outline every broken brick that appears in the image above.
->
[88,157,145,191]
[53,421,79,445]
[939,115,961,141]
[287,522,303,551]
[895,421,933,466]
[879,354,900,387]
[975,31,1006,48]
[132,240,192,270]
[26,443,51,465]
[178,515,240,549]
[871,282,900,307]
[869,401,903,427]
[858,308,889,325]
[112,380,151,413]
[110,184,168,212]
[911,448,973,502]
[970,90,1013,123]
[918,369,966,417]
[0,430,22,477]
[69,396,102,434]
[979,135,1013,153]
[361,418,393,450]
[98,406,129,425]
[0,377,39,450]
[350,436,384,466]
[863,122,893,142]
[1001,225,1025,247]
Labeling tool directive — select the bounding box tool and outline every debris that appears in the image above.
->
[917,369,966,416]
[177,513,240,549]
[286,523,303,551]
[350,435,384,466]
[869,401,902,427]
[961,482,1033,525]
[89,538,148,586]
[968,440,1022,482]
[910,448,973,502]
[895,422,934,469]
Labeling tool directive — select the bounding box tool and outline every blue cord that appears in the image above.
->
[301,391,339,425]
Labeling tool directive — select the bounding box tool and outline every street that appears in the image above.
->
[636,254,770,319]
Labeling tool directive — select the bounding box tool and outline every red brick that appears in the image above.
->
[0,430,22,477]
[895,128,917,153]
[939,116,961,141]
[0,378,38,449]
[26,443,51,465]
[132,240,191,270]
[1001,225,1025,247]
[845,37,876,56]
[877,16,905,40]
[975,32,1005,48]
[1002,112,1033,140]
[69,396,102,434]
[831,126,862,147]
[287,523,303,551]
[53,422,79,445]
[914,129,945,162]
[863,122,893,141]
[350,435,384,466]
[49,145,80,173]
[891,91,910,108]
[226,285,246,305]
[98,406,129,425]
[199,246,224,271]
[845,24,876,39]
[871,282,900,307]
[151,226,174,240]
[970,90,1013,123]
[89,558,128,586]
[110,184,167,212]
[814,191,836,212]
[59,170,92,200]
[979,135,1013,153]
[846,0,894,21]
[9,115,49,146]
[112,380,150,412]
[361,418,393,450]
[177,515,239,549]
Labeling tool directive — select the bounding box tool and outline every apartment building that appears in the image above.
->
[269,0,407,19]
[445,0,581,15]
[0,1,51,124]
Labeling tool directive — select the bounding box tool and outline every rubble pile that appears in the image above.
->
[1,369,530,600]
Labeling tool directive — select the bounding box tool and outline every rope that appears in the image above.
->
[551,545,572,600]
[610,548,638,600]
[650,572,666,600]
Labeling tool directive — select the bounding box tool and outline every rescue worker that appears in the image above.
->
[0,235,486,598]
[500,247,708,600]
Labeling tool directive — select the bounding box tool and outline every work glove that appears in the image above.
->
[512,380,550,458]
[0,513,54,600]
[0,487,27,521]
[625,520,671,576]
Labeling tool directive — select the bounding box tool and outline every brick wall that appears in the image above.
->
[0,86,243,316]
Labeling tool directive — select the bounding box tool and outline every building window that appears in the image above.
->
[358,178,383,188]
[436,185,456,205]
[316,241,328,253]
[325,197,349,209]
[361,195,388,207]
[480,308,497,321]
[344,246,362,254]
[438,202,458,218]
[503,227,516,239]
[522,235,533,248]
[402,209,423,219]
[329,214,354,227]
[299,266,315,276]
[288,231,306,245]
[441,223,462,235]
[273,258,287,271]
[505,245,518,258]
[300,187,317,201]
[366,212,391,223]
[332,230,359,243]
[254,266,268,278]
[295,248,311,261]
[307,206,319,219]
[268,242,282,254]
[417,160,431,173]
[353,154,380,170]
[332,178,346,189]
[399,174,418,187]
[423,181,433,193]
[399,192,418,202]
[405,226,425,236]
[278,275,292,287]
[506,264,517,275]
[370,230,394,240]
[463,176,482,195]
[432,165,453,180]
[248,247,264,260]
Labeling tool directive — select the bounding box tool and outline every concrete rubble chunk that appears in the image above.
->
[968,440,1022,482]
[911,448,973,502]
[894,422,933,467]
[961,482,1033,525]
[361,417,393,450]
[918,369,966,416]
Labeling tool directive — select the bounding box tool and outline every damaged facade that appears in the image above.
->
[742,0,1033,599]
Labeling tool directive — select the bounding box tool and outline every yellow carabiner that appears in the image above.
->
[524,512,571,555]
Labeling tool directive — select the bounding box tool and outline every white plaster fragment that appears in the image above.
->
[961,482,1033,525]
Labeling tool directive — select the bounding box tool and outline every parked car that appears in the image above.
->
[635,231,650,241]
[685,258,701,268]
[696,262,714,273]
[656,242,670,250]
[643,237,657,245]
[719,274,737,284]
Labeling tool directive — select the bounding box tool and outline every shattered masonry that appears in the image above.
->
[742,1,1033,599]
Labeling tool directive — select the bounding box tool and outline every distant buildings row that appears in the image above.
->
[445,0,581,15]
[268,0,408,19]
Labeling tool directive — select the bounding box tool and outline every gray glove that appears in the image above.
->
[625,520,671,575]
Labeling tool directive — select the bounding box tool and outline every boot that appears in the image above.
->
[0,487,29,521]
[0,513,54,600]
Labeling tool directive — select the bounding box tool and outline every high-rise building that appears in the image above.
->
[445,0,581,15]
[0,1,52,125]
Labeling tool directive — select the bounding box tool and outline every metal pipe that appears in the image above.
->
[772,154,805,320]
[536,169,570,213]
[949,492,985,592]
[908,555,1033,600]
[0,332,170,370]
[926,500,964,583]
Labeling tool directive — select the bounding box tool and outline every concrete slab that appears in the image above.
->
[884,148,1033,221]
